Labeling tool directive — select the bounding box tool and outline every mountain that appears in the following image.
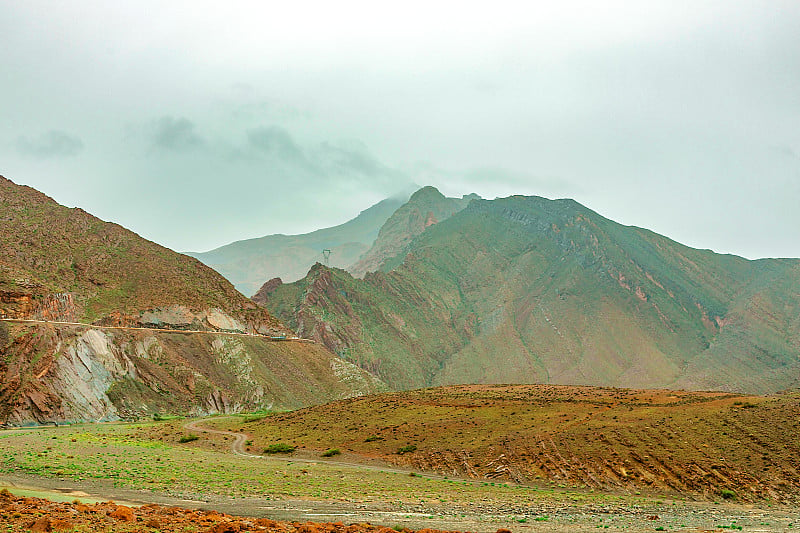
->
[0,175,384,424]
[347,186,480,278]
[188,192,411,296]
[259,193,800,394]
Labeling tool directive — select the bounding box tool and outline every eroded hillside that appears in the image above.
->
[0,176,385,424]
[233,384,800,502]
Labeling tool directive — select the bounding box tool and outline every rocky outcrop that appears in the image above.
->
[252,277,283,307]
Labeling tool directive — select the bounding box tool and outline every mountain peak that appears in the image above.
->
[408,185,445,202]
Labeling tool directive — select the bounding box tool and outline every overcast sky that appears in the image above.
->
[1,1,799,258]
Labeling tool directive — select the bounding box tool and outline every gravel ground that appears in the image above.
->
[2,473,799,532]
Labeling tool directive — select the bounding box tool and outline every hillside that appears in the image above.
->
[0,175,384,424]
[189,193,409,296]
[225,384,800,502]
[261,194,800,393]
[348,186,479,278]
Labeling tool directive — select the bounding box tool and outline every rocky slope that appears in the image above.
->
[189,193,410,296]
[261,194,800,393]
[347,186,479,278]
[0,175,384,424]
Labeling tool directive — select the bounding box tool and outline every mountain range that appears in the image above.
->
[3,174,799,426]
[259,189,800,394]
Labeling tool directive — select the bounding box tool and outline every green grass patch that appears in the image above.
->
[263,443,296,454]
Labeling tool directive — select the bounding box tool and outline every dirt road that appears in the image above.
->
[183,418,262,458]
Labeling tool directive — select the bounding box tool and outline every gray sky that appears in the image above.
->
[1,1,799,258]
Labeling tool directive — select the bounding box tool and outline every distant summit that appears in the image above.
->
[348,186,480,278]
[189,191,411,296]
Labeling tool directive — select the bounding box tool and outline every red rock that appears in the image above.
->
[256,517,286,529]
[50,519,73,531]
[206,522,241,533]
[26,518,53,532]
[109,504,135,522]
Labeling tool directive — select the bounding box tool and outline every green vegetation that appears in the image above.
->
[178,434,199,443]
[263,443,296,454]
[0,422,619,507]
[153,414,184,422]
[321,448,341,457]
[396,445,417,455]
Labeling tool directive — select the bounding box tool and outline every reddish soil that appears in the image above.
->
[0,490,466,533]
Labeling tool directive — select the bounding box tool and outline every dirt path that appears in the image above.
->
[183,418,262,458]
[183,418,438,478]
[0,318,312,342]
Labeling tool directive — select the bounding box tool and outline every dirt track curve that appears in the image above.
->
[183,419,263,458]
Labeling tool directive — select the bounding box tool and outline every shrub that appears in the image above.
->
[397,444,417,455]
[364,435,383,442]
[720,488,737,500]
[263,443,296,454]
[321,448,341,457]
[179,435,199,443]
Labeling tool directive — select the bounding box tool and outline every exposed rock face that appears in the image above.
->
[0,321,385,425]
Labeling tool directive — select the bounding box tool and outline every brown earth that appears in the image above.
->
[230,384,800,502]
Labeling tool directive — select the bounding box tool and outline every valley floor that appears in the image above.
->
[1,420,799,532]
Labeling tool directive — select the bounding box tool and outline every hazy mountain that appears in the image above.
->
[189,191,412,296]
[348,186,480,278]
[0,175,384,424]
[260,193,800,394]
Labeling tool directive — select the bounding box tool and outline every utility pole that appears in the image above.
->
[322,249,332,266]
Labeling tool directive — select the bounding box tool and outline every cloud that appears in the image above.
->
[246,126,308,165]
[315,141,405,185]
[15,130,84,159]
[462,166,574,192]
[150,116,204,152]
